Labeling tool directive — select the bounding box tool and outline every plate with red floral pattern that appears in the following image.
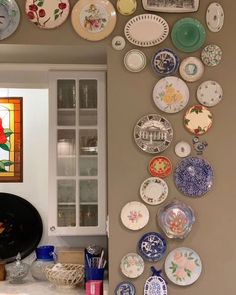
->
[148,156,172,178]
[120,253,145,278]
[25,0,70,29]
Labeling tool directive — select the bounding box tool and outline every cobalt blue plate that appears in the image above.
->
[115,281,136,295]
[152,48,180,76]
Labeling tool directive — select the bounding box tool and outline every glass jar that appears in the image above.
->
[9,253,29,284]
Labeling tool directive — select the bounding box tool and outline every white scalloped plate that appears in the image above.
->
[206,2,224,32]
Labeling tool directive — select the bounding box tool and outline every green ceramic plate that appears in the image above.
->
[171,18,206,53]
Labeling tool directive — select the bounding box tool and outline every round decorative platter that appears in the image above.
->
[112,35,126,50]
[206,2,224,33]
[174,141,191,158]
[115,281,136,295]
[174,156,214,197]
[197,80,223,107]
[124,49,146,73]
[184,105,213,135]
[25,0,70,29]
[148,156,172,178]
[144,274,167,295]
[120,253,144,278]
[71,0,117,41]
[165,247,202,286]
[179,57,204,83]
[152,48,180,76]
[171,17,206,53]
[201,44,222,67]
[153,76,189,114]
[140,177,168,205]
[0,0,20,40]
[117,0,137,16]
[124,14,169,47]
[138,232,167,262]
[158,200,195,239]
[120,201,149,230]
[134,114,173,154]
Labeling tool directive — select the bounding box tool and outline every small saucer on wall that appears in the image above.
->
[175,141,191,157]
[112,36,126,50]
[124,49,146,72]
[197,80,223,107]
[179,57,204,82]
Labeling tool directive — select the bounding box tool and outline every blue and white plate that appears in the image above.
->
[152,48,180,76]
[144,275,167,295]
[115,281,136,295]
[138,232,167,262]
[174,157,214,197]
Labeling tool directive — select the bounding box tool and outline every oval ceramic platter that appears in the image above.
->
[148,156,172,178]
[71,0,117,41]
[174,156,214,197]
[152,48,180,76]
[153,77,189,114]
[179,57,204,83]
[25,0,70,29]
[120,201,149,230]
[117,0,137,16]
[124,49,146,73]
[165,247,202,286]
[206,2,224,33]
[171,18,206,53]
[144,275,167,295]
[124,14,169,47]
[201,44,222,67]
[134,114,173,154]
[142,0,199,13]
[0,0,20,40]
[140,177,168,206]
[115,281,136,295]
[120,253,144,279]
[137,232,167,262]
[197,80,223,107]
[184,105,213,135]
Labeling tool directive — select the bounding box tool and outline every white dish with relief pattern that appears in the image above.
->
[197,80,223,107]
[206,2,224,32]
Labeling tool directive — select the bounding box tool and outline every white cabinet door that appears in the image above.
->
[48,71,106,236]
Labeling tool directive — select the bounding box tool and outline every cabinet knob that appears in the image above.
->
[50,226,56,232]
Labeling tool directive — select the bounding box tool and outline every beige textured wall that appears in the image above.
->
[0,0,235,294]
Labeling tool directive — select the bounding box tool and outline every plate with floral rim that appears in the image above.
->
[115,281,136,295]
[140,177,168,206]
[184,105,213,135]
[201,44,222,66]
[25,0,70,29]
[206,2,224,33]
[179,57,204,83]
[153,76,189,113]
[197,80,223,107]
[148,156,172,178]
[120,201,149,231]
[152,48,180,76]
[71,0,117,41]
[0,0,20,40]
[120,253,145,278]
[164,247,202,286]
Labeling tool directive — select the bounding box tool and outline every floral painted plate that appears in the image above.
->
[197,80,223,107]
[144,273,167,295]
[120,201,149,230]
[174,141,191,158]
[206,2,224,33]
[179,57,204,83]
[165,247,202,286]
[157,200,195,239]
[201,44,222,66]
[117,0,137,16]
[140,177,168,206]
[115,281,136,295]
[137,232,167,262]
[25,0,70,29]
[124,49,146,73]
[0,0,20,40]
[153,77,189,113]
[134,114,173,154]
[71,0,117,41]
[152,48,180,76]
[120,253,144,278]
[184,105,213,135]
[174,156,214,197]
[148,156,172,178]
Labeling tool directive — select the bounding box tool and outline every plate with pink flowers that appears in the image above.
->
[120,252,145,278]
[164,247,202,286]
[25,0,70,29]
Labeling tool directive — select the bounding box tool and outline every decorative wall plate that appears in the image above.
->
[117,0,137,16]
[179,57,204,83]
[140,177,168,206]
[120,201,149,230]
[153,77,189,113]
[124,14,169,47]
[25,0,70,29]
[120,253,144,278]
[184,105,213,135]
[124,49,146,73]
[144,275,167,295]
[197,80,223,107]
[206,2,224,32]
[174,157,214,197]
[134,114,173,154]
[171,18,206,52]
[152,48,180,76]
[165,247,202,286]
[112,35,126,50]
[157,200,195,239]
[0,0,20,40]
[71,0,117,41]
[138,232,167,262]
[174,141,191,158]
[201,44,222,66]
[142,0,199,13]
[115,281,136,295]
[148,156,172,178]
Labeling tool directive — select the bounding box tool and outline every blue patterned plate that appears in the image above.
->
[138,232,167,262]
[174,157,213,197]
[115,281,136,295]
[152,48,180,76]
[144,275,167,295]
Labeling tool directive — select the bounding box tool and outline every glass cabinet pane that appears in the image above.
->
[57,80,76,109]
[58,205,76,227]
[79,129,97,155]
[58,110,76,126]
[79,157,98,176]
[79,80,97,109]
[58,179,76,203]
[79,179,98,203]
[79,109,97,126]
[80,205,98,227]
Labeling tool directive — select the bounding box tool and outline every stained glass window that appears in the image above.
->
[0,97,23,182]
